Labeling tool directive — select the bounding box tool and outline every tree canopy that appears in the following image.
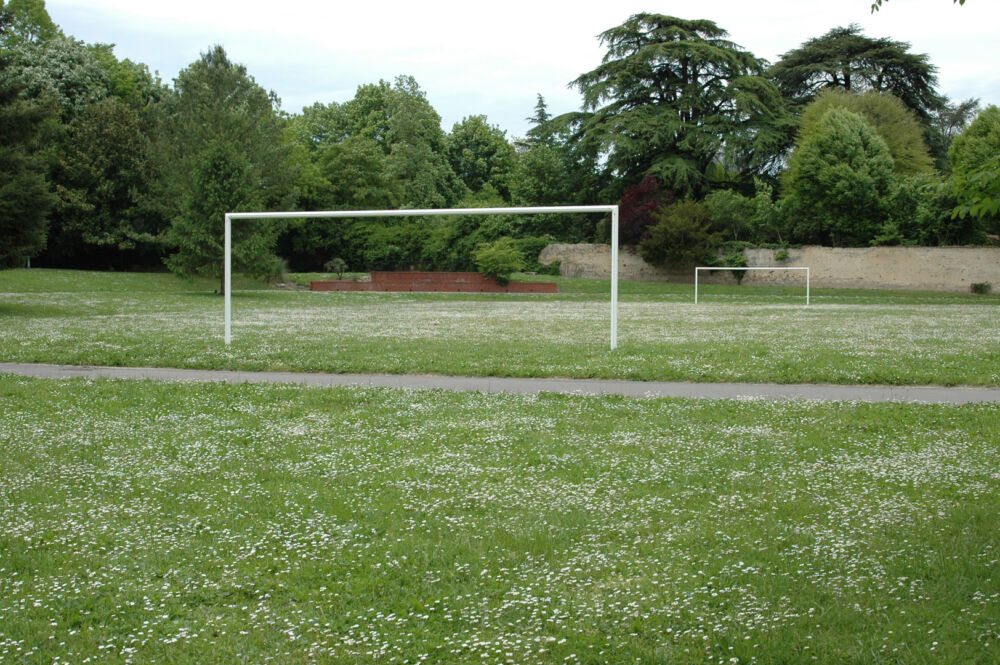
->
[0,0,60,49]
[785,108,895,246]
[797,89,934,176]
[950,106,1000,226]
[156,46,295,287]
[2,5,996,274]
[565,13,789,199]
[445,115,516,199]
[769,25,942,122]
[0,34,54,267]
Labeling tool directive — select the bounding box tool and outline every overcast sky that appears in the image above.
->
[46,0,1000,138]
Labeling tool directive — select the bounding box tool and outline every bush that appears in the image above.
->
[512,235,557,273]
[723,250,748,284]
[638,200,723,268]
[474,237,525,285]
[536,260,561,276]
[264,256,289,284]
[971,282,992,295]
[359,222,426,270]
[323,257,347,278]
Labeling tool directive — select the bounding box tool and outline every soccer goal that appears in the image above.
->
[224,205,621,348]
[694,266,810,305]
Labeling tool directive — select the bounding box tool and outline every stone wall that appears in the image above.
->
[538,244,1000,292]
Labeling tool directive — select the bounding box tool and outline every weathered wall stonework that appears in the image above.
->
[538,244,1000,292]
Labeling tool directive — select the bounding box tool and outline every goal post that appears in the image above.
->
[694,266,810,305]
[224,205,620,349]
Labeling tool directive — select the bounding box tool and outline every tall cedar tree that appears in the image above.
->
[769,25,942,121]
[567,14,789,199]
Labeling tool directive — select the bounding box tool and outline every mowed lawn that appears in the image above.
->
[1,376,998,664]
[1,269,999,385]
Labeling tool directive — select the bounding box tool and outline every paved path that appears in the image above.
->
[3,362,999,404]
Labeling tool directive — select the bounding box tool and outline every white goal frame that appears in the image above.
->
[225,205,620,349]
[694,266,810,305]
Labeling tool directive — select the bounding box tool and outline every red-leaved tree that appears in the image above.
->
[618,175,673,245]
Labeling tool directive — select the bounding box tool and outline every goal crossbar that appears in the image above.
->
[224,205,620,348]
[694,266,810,305]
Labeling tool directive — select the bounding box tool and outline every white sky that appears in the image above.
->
[46,0,1000,138]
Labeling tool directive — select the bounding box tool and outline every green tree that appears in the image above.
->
[784,108,895,246]
[523,93,553,147]
[284,100,346,153]
[769,25,942,122]
[45,97,163,268]
[0,0,59,49]
[798,89,934,176]
[328,76,466,208]
[950,106,1000,228]
[317,135,395,210]
[927,96,979,172]
[0,39,54,267]
[6,35,109,122]
[705,189,754,242]
[567,13,789,199]
[89,43,164,111]
[165,141,269,291]
[883,175,983,245]
[383,76,466,208]
[446,115,516,199]
[155,46,295,285]
[509,95,598,241]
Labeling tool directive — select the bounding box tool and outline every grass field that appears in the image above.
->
[2,269,999,663]
[1,269,998,385]
[2,375,998,664]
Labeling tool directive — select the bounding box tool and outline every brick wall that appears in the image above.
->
[311,272,558,293]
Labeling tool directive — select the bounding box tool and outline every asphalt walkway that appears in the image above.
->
[2,362,999,404]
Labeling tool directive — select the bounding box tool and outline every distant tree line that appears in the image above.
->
[1,2,997,279]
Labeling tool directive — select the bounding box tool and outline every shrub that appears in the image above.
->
[323,257,347,278]
[724,250,748,284]
[774,248,789,262]
[474,237,525,285]
[536,260,561,276]
[513,235,557,273]
[264,256,289,284]
[638,200,722,268]
[971,282,992,295]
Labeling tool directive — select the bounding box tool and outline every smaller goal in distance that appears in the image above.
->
[694,266,810,305]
